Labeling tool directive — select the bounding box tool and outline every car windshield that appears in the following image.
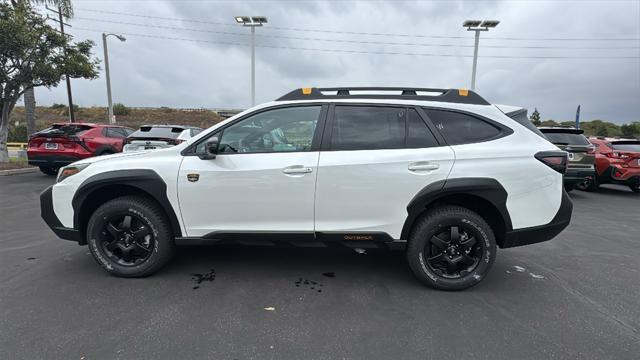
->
[610,142,640,152]
[542,132,590,145]
[129,126,186,139]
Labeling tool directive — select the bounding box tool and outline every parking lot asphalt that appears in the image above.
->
[1,172,639,360]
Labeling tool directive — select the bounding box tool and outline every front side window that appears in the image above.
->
[217,106,321,153]
[425,109,503,145]
[331,106,405,150]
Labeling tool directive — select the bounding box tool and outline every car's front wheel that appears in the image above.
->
[86,196,175,277]
[39,166,58,176]
[406,206,496,290]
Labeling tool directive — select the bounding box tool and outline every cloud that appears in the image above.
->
[32,0,640,123]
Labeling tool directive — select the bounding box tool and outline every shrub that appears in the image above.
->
[113,103,130,116]
[8,124,27,142]
[51,103,66,109]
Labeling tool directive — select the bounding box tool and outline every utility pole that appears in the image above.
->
[47,6,75,122]
[102,33,126,124]
[235,16,268,107]
[463,20,500,90]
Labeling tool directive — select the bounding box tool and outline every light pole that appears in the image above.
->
[235,16,268,107]
[463,20,499,90]
[102,33,126,124]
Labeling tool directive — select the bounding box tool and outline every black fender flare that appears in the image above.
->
[400,177,513,240]
[72,169,182,241]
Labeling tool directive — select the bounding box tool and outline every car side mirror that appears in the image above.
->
[197,136,219,160]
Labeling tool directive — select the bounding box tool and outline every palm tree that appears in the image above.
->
[11,0,73,137]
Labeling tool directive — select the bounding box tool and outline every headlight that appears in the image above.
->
[57,163,90,183]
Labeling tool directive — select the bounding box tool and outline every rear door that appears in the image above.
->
[314,105,454,239]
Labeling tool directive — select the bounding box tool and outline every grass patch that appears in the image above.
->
[0,157,34,171]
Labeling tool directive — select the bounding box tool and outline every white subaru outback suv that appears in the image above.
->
[40,87,572,290]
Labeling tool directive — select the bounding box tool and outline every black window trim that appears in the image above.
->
[182,103,329,156]
[420,106,514,146]
[321,103,446,152]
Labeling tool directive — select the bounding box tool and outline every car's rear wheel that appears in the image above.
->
[406,206,496,290]
[86,196,175,277]
[630,184,640,193]
[39,166,58,176]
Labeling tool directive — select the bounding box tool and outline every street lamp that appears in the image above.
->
[102,33,126,124]
[463,20,499,90]
[235,16,268,107]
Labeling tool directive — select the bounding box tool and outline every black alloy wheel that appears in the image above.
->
[99,213,154,266]
[425,224,483,279]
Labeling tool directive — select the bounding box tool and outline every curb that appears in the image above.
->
[0,167,38,176]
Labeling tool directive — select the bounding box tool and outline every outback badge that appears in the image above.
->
[187,173,200,182]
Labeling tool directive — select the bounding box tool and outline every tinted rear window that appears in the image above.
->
[129,127,185,139]
[610,142,640,152]
[38,124,93,136]
[425,109,502,145]
[542,132,590,145]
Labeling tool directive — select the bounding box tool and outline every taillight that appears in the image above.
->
[535,151,568,174]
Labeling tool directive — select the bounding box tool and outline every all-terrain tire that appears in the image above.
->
[86,195,175,277]
[406,206,496,290]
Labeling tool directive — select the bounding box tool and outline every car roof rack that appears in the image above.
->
[276,87,490,105]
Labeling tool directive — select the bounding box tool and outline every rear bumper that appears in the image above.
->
[40,186,82,243]
[28,154,83,168]
[563,167,595,186]
[502,189,573,248]
[599,166,640,185]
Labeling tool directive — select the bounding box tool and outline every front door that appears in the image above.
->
[178,105,325,237]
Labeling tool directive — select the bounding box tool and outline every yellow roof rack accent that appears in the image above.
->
[302,87,312,95]
[458,89,469,96]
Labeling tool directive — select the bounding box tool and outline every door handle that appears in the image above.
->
[408,162,440,172]
[282,165,313,175]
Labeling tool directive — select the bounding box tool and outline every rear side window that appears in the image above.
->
[542,132,590,145]
[106,127,128,138]
[425,109,502,145]
[331,106,405,150]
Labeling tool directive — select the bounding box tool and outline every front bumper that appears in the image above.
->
[502,189,573,248]
[40,186,82,243]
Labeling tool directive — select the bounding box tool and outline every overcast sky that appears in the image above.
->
[31,0,640,123]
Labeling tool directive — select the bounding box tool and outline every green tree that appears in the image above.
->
[529,108,541,126]
[620,122,640,138]
[0,2,99,162]
[13,0,74,138]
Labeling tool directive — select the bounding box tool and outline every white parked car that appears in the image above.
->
[40,87,572,290]
[122,125,202,153]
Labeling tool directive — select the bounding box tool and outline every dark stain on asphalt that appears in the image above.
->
[191,269,216,290]
[322,272,336,278]
[295,277,325,293]
[26,257,36,261]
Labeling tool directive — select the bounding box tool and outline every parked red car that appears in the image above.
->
[588,137,640,193]
[28,123,134,175]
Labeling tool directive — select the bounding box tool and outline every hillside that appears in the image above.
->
[10,106,226,136]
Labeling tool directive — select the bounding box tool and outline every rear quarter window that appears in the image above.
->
[424,109,503,145]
